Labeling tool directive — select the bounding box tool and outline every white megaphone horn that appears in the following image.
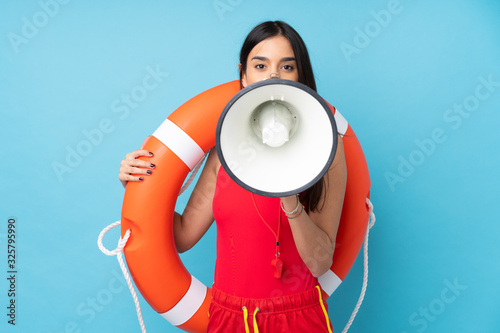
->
[215,79,338,197]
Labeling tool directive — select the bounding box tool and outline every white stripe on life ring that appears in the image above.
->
[318,269,342,296]
[153,119,205,170]
[334,110,349,136]
[160,275,207,326]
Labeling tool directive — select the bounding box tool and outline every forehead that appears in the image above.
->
[248,36,295,59]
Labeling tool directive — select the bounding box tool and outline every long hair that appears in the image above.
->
[239,21,326,212]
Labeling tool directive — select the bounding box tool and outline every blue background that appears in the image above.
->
[1,1,499,332]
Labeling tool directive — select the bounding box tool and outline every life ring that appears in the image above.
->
[120,80,371,333]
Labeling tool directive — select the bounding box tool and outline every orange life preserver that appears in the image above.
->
[120,80,371,333]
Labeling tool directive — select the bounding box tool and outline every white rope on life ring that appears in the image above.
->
[341,198,376,333]
[97,152,208,333]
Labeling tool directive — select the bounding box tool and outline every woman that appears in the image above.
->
[119,21,346,333]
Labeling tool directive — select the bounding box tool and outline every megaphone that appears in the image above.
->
[216,79,338,197]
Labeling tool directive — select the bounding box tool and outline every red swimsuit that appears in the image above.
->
[212,166,317,298]
[208,166,333,332]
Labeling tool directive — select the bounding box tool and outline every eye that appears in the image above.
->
[282,64,294,71]
[255,64,266,70]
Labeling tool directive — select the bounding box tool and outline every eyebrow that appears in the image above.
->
[251,56,296,62]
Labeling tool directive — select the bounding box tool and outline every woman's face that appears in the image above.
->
[241,36,299,88]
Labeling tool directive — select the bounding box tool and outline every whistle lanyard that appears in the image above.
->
[251,193,283,279]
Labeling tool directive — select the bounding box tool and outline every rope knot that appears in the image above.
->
[97,220,146,333]
[97,220,131,256]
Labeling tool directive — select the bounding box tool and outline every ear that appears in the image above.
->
[239,63,247,88]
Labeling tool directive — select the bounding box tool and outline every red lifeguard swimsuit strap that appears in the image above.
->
[212,166,317,298]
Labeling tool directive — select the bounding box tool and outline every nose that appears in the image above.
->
[262,72,280,82]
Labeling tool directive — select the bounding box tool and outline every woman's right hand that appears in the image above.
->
[118,137,155,188]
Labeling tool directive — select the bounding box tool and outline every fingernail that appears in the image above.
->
[150,163,155,168]
[139,177,144,181]
[147,170,152,175]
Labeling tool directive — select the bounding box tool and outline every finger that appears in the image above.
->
[119,165,152,179]
[119,173,146,183]
[124,166,153,176]
[125,149,154,160]
[121,158,155,170]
